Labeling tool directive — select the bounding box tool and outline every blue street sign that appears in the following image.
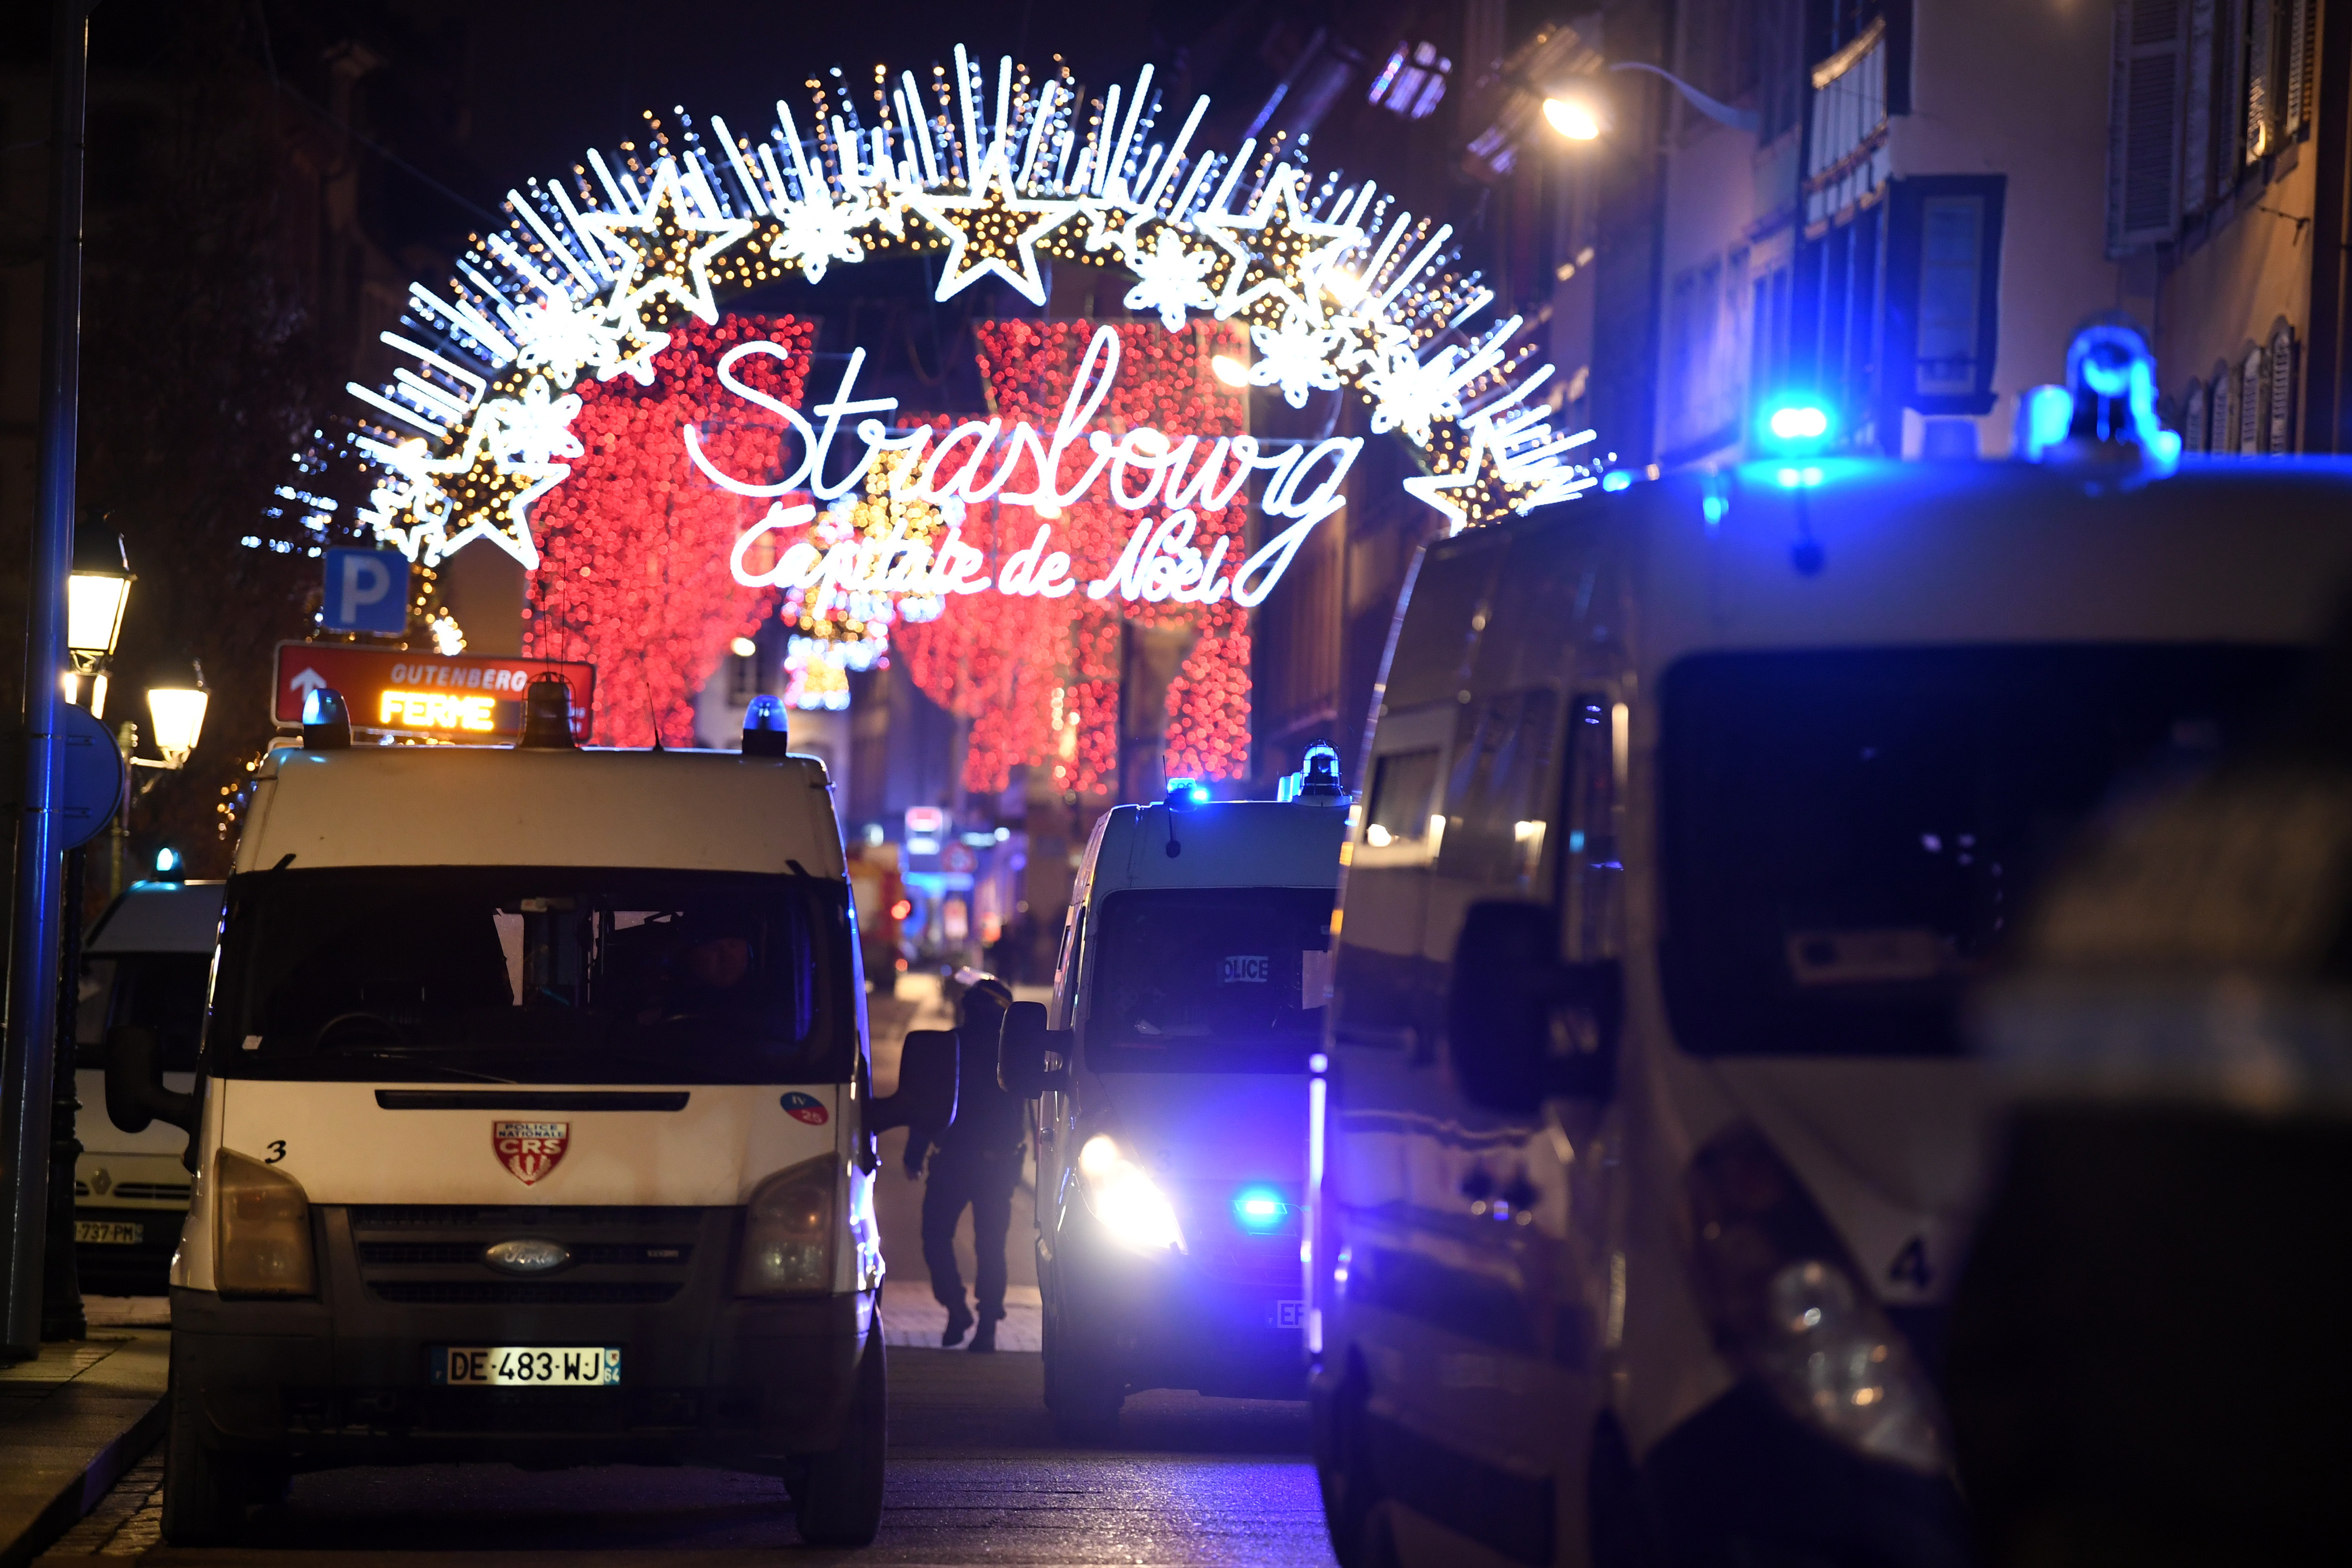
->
[321,548,411,633]
[56,703,124,852]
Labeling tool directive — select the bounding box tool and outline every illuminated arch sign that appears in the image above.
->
[328,44,1603,765]
[699,324,1355,610]
[343,43,1597,577]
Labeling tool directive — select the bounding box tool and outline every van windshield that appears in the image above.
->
[1087,887,1335,1073]
[208,866,856,1084]
[1659,644,2306,1057]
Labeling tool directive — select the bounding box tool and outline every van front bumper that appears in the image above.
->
[171,1202,873,1472]
[171,1287,871,1471]
[1645,1382,1972,1568]
[1052,1216,1306,1399]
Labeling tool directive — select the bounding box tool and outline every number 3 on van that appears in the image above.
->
[493,1121,570,1186]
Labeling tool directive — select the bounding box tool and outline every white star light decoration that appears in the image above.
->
[332,46,1602,573]
[904,148,1079,305]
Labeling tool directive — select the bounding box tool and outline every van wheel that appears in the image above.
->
[1042,1297,1122,1443]
[160,1364,244,1545]
[791,1317,887,1547]
[1316,1356,1382,1567]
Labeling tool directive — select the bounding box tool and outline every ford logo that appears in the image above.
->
[483,1238,570,1274]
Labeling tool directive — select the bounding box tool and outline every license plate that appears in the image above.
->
[1269,1299,1308,1329]
[432,1346,621,1386]
[75,1220,143,1245]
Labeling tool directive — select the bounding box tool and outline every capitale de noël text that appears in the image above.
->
[685,324,1359,613]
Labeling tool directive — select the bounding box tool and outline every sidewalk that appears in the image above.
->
[0,1327,168,1568]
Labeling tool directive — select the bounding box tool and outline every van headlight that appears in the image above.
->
[1076,1135,1184,1254]
[1680,1123,1947,1474]
[737,1153,838,1296]
[214,1149,318,1298]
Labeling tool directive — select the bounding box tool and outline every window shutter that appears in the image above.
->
[2184,380,2207,453]
[2269,321,2296,453]
[2247,0,2276,160]
[2240,346,2267,454]
[2209,361,2233,454]
[2287,0,2316,130]
[2184,0,2215,214]
[2109,0,2187,254]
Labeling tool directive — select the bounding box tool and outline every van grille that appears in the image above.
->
[370,1281,681,1305]
[342,1205,711,1309]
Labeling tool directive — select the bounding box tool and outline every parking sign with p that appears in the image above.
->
[323,548,411,634]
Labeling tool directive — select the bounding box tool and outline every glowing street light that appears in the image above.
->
[1543,95,1604,141]
[145,667,209,769]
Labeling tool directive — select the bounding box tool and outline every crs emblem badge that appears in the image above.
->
[493,1121,570,1185]
[780,1092,829,1126]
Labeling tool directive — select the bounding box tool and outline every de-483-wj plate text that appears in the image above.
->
[433,1346,621,1386]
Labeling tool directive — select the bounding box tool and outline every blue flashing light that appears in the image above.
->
[154,847,182,881]
[1758,394,1835,456]
[2019,320,2178,479]
[1773,465,1824,489]
[1701,492,1728,525]
[1167,776,1211,809]
[1766,405,1830,442]
[1233,1188,1289,1229]
[1600,470,1633,493]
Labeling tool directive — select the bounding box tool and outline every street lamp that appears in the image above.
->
[1542,92,1607,141]
[65,538,129,716]
[144,667,209,769]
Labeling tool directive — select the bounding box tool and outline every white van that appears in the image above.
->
[999,755,1348,1438]
[110,684,949,1546]
[75,878,222,1294]
[1307,337,2352,1565]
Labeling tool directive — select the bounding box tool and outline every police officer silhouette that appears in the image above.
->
[907,976,1022,1350]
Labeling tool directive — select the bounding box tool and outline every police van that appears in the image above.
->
[999,751,1349,1438]
[76,876,224,1295]
[109,683,950,1546]
[1306,327,2352,1566]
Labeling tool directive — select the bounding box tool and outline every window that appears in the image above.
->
[2240,343,2267,454]
[1087,888,1338,1073]
[1562,693,1624,963]
[1886,177,2006,414]
[207,867,855,1083]
[2268,320,2296,453]
[76,953,214,1072]
[1438,690,1560,890]
[2207,358,2233,455]
[2107,0,2185,254]
[1805,18,1892,231]
[1364,748,1442,849]
[1659,645,2307,1057]
[1367,41,1452,120]
[2182,379,2207,453]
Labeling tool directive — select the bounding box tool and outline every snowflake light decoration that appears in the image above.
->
[315,39,1603,585]
[1122,226,1220,330]
[1249,305,1347,409]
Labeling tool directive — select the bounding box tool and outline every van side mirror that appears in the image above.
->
[1446,901,1623,1114]
[103,1025,199,1137]
[998,1001,1072,1097]
[869,1028,959,1142]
